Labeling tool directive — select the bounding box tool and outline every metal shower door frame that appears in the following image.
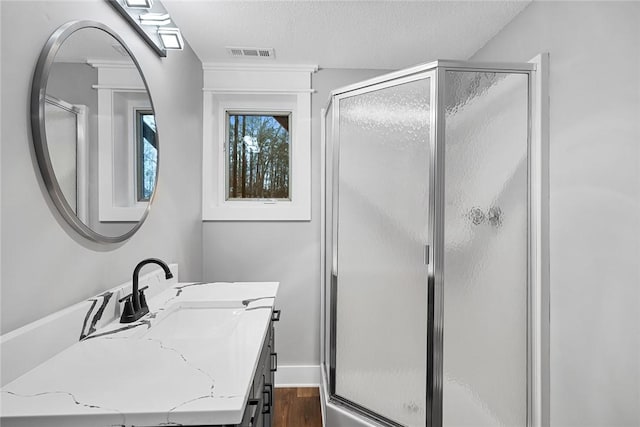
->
[329,69,436,427]
[324,58,548,427]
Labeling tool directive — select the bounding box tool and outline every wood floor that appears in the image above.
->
[273,387,323,427]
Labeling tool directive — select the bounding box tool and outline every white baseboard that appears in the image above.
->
[275,364,321,387]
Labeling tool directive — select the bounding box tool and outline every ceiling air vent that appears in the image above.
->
[226,47,275,59]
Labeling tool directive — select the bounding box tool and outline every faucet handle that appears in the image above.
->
[119,296,135,323]
[139,286,149,311]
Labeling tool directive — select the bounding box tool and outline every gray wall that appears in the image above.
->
[47,62,98,109]
[202,68,385,368]
[0,0,203,334]
[0,0,385,372]
[472,2,640,426]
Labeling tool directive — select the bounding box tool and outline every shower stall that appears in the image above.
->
[320,59,549,427]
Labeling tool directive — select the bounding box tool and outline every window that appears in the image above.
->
[226,112,291,200]
[93,59,154,222]
[97,88,151,221]
[202,64,315,221]
[136,111,157,202]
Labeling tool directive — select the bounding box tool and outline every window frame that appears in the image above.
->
[97,89,150,222]
[203,92,311,221]
[135,109,157,203]
[224,110,293,202]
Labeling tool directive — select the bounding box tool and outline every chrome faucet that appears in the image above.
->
[120,258,173,323]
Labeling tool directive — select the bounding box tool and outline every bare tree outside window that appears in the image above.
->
[137,111,157,202]
[227,113,290,200]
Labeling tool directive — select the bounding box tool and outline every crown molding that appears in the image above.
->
[86,59,137,69]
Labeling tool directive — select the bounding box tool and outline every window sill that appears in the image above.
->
[202,200,310,222]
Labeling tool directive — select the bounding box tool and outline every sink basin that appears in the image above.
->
[142,304,244,340]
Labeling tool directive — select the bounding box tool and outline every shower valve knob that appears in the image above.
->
[488,206,503,227]
[468,207,486,225]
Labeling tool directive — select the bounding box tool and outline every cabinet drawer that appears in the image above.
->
[239,397,261,427]
[244,308,278,427]
[253,369,265,400]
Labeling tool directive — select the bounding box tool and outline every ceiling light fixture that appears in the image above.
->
[108,0,184,57]
[124,0,153,8]
[139,13,171,26]
[158,28,184,50]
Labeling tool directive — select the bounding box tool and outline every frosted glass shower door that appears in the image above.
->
[334,75,432,427]
[442,71,529,426]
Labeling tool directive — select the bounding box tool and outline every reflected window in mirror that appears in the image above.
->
[31,21,158,243]
[136,111,157,202]
[98,85,153,222]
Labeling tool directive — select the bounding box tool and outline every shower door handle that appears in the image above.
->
[424,245,430,265]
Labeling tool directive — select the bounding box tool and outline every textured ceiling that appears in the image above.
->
[163,0,531,70]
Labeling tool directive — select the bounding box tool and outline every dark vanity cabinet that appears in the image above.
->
[234,308,280,427]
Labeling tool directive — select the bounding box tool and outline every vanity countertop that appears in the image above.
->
[0,281,279,427]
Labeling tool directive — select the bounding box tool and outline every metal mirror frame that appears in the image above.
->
[31,20,158,244]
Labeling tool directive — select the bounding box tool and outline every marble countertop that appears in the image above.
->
[0,281,279,427]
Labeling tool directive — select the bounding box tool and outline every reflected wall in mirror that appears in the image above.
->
[31,21,158,243]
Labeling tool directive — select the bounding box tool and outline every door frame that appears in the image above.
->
[44,95,89,225]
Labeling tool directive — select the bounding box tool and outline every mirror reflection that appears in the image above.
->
[36,22,157,242]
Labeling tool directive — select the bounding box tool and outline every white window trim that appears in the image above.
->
[202,64,316,221]
[97,88,150,221]
[91,60,150,222]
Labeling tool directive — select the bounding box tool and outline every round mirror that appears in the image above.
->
[31,21,158,243]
